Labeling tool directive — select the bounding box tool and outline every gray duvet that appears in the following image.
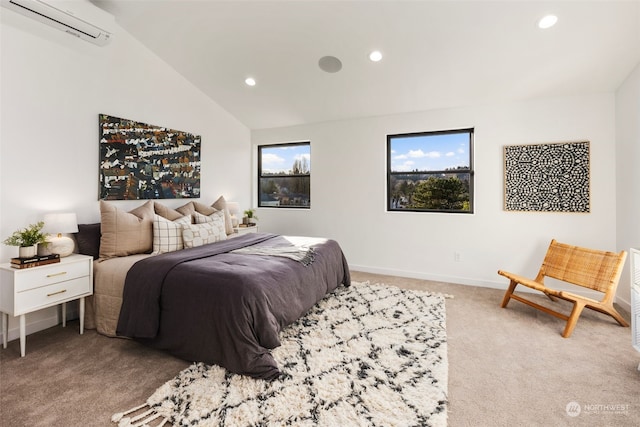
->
[116,233,350,379]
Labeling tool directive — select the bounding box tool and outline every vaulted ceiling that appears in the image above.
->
[96,1,640,130]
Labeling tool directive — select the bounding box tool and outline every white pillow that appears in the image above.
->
[152,214,192,254]
[193,210,226,227]
[192,211,226,240]
[182,220,227,248]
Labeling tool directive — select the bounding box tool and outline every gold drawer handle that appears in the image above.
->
[47,289,67,297]
[46,271,67,278]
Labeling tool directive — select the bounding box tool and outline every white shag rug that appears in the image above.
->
[113,281,449,427]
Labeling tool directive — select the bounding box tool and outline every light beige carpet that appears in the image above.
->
[1,271,638,426]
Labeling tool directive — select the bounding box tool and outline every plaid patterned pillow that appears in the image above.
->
[152,214,192,254]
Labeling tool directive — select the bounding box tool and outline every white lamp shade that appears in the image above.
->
[226,202,240,215]
[226,202,240,228]
[43,213,78,234]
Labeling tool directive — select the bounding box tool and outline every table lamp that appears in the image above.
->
[43,213,78,257]
[227,202,240,228]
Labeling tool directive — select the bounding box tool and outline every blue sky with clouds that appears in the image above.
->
[261,144,311,174]
[390,132,470,172]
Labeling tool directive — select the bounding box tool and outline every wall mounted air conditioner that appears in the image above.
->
[1,0,113,46]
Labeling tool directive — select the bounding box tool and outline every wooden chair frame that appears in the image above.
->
[498,239,628,338]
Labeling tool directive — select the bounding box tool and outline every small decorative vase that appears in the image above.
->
[242,216,249,225]
[37,242,53,256]
[19,245,37,258]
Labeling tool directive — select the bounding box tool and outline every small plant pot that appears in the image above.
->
[37,242,52,256]
[19,245,37,258]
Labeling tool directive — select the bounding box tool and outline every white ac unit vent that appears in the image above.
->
[1,0,114,46]
[632,287,640,351]
[630,248,640,371]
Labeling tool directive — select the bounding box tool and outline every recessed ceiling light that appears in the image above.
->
[369,50,383,62]
[245,77,256,86]
[538,15,558,29]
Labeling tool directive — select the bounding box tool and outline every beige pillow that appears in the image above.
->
[99,200,154,258]
[193,201,217,216]
[176,201,196,219]
[212,195,234,235]
[154,202,186,221]
[152,214,192,254]
[193,210,224,226]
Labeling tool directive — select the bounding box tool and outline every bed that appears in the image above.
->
[81,200,350,380]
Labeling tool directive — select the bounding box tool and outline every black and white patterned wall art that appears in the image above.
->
[504,141,590,213]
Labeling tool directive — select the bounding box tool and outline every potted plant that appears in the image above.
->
[243,209,258,226]
[3,221,47,258]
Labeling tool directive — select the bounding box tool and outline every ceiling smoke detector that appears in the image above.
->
[318,56,342,73]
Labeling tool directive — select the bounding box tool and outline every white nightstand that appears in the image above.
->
[232,225,258,237]
[0,254,93,357]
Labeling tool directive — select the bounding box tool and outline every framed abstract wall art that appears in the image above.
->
[504,141,590,213]
[99,114,201,200]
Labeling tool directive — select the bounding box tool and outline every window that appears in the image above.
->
[387,128,474,213]
[258,142,310,208]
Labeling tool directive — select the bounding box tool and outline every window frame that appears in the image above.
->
[387,128,474,214]
[258,141,311,209]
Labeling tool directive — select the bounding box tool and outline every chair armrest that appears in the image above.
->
[558,290,601,305]
[498,270,548,293]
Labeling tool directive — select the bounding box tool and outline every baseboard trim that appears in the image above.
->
[350,264,505,290]
[349,264,632,312]
[615,295,631,313]
[0,306,79,344]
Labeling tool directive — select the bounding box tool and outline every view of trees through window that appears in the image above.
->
[388,129,474,213]
[258,142,310,208]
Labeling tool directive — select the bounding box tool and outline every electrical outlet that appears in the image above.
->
[454,251,462,262]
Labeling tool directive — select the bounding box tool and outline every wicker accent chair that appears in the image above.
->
[498,239,628,338]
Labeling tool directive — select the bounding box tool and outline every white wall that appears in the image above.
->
[1,5,634,347]
[252,93,622,301]
[616,62,640,306]
[0,9,251,340]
